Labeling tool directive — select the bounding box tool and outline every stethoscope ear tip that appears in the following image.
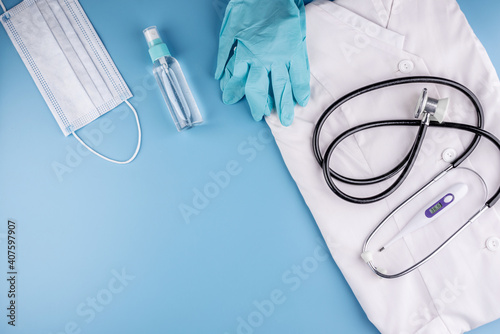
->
[361,251,374,263]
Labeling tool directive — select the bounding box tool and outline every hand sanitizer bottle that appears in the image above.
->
[143,26,203,131]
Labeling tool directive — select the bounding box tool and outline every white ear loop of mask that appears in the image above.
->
[71,100,142,165]
[0,0,6,13]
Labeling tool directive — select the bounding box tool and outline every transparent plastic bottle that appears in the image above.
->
[143,26,203,131]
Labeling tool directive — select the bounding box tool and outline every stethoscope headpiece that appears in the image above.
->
[414,88,450,123]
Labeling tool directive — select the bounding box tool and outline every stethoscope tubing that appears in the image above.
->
[322,120,500,207]
[313,76,484,204]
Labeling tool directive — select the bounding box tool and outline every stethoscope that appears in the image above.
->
[312,76,500,279]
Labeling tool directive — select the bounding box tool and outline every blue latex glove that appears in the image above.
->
[215,0,310,126]
[219,51,276,115]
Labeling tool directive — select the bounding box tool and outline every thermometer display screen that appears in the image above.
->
[429,202,443,214]
[425,193,454,218]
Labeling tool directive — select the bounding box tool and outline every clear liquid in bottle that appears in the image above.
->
[144,26,203,131]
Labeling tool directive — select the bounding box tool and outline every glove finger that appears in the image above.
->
[271,63,295,127]
[245,64,269,122]
[215,40,235,80]
[222,60,249,105]
[215,3,237,79]
[266,79,275,116]
[266,93,274,116]
[220,67,230,92]
[289,47,310,107]
[220,53,236,92]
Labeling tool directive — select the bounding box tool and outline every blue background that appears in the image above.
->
[0,0,499,333]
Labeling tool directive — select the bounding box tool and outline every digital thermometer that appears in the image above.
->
[379,183,469,252]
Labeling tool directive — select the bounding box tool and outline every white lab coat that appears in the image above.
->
[265,0,500,333]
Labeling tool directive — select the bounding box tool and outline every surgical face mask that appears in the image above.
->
[0,0,141,164]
